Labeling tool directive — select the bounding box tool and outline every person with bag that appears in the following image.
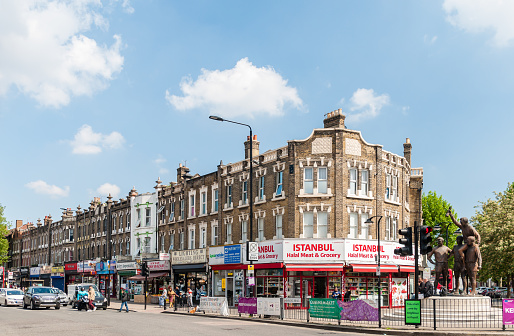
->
[88,286,96,311]
[160,287,168,307]
[168,286,176,308]
[119,288,129,313]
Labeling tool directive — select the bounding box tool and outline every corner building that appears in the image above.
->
[159,110,423,308]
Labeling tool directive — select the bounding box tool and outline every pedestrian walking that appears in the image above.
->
[187,287,193,307]
[168,286,176,308]
[160,287,168,307]
[119,288,129,313]
[88,286,96,311]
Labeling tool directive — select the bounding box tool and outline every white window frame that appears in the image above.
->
[385,217,391,240]
[275,214,283,239]
[226,185,232,207]
[392,175,398,201]
[170,202,175,221]
[317,211,328,238]
[213,189,219,212]
[241,220,248,242]
[349,168,357,195]
[349,212,358,238]
[145,208,151,227]
[304,168,313,194]
[169,234,175,251]
[179,231,184,250]
[276,171,283,196]
[144,237,151,253]
[189,195,195,218]
[360,169,369,196]
[242,181,248,205]
[188,227,195,250]
[199,226,207,248]
[385,174,391,200]
[258,176,265,201]
[258,218,265,241]
[303,212,314,238]
[160,235,165,253]
[360,213,370,239]
[318,167,327,194]
[201,192,207,215]
[226,223,232,244]
[211,224,218,246]
[180,199,185,220]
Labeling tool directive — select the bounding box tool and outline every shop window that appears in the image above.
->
[275,214,283,239]
[317,212,328,238]
[303,212,314,238]
[349,212,358,238]
[304,168,313,194]
[258,218,265,241]
[241,220,248,242]
[242,181,248,205]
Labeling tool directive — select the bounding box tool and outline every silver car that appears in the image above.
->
[0,288,24,306]
[23,286,60,310]
[52,288,68,307]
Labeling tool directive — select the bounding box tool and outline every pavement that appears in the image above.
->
[104,299,514,336]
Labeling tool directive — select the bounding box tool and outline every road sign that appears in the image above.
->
[247,241,258,261]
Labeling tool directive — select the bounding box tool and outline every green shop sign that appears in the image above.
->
[308,298,341,319]
[404,299,421,325]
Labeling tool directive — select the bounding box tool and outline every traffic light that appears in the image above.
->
[420,226,433,255]
[141,261,149,277]
[394,227,413,256]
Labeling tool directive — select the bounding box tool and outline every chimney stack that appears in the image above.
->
[16,220,23,229]
[244,135,260,160]
[323,108,345,129]
[403,138,412,166]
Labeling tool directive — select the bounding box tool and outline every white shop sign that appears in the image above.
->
[255,240,283,263]
[283,239,345,263]
[116,262,139,271]
[344,239,416,266]
[257,298,281,316]
[199,297,229,316]
[172,248,207,264]
[147,260,170,271]
[30,267,40,276]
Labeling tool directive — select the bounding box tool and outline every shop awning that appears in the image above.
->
[399,265,416,273]
[286,264,344,271]
[350,264,398,273]
[173,264,207,271]
[210,263,283,271]
[128,272,169,281]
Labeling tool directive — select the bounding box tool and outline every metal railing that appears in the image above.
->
[169,296,513,331]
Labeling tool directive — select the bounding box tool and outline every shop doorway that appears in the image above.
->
[226,277,234,306]
[314,277,326,298]
[302,278,312,307]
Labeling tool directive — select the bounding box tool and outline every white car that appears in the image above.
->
[0,288,25,306]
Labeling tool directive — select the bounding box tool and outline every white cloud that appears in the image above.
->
[96,183,120,198]
[26,180,70,198]
[166,58,303,119]
[121,0,134,14]
[443,0,514,47]
[71,124,125,154]
[0,0,124,108]
[154,155,169,175]
[345,88,390,123]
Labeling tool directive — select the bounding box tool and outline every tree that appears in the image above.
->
[422,191,460,248]
[0,204,9,264]
[473,183,514,295]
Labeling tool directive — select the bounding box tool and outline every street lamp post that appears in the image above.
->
[365,215,383,328]
[434,222,452,246]
[106,195,113,306]
[209,115,255,296]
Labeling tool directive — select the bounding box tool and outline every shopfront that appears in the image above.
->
[29,267,44,287]
[95,260,116,298]
[64,262,80,290]
[343,239,417,308]
[209,244,244,307]
[116,261,139,300]
[77,260,96,284]
[172,248,207,305]
[51,266,65,291]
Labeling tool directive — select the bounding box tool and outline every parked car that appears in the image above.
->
[0,288,24,306]
[68,283,107,310]
[23,286,60,310]
[52,288,68,307]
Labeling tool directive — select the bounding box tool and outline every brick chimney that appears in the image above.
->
[403,138,412,166]
[323,108,345,129]
[244,135,260,160]
[16,220,23,229]
[177,163,191,183]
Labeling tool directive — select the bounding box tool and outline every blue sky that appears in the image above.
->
[1,0,514,225]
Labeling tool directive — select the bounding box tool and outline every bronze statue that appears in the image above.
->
[459,236,482,295]
[446,206,481,247]
[427,237,452,293]
[450,235,467,294]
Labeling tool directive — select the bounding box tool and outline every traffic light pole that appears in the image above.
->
[414,221,419,300]
[144,275,147,311]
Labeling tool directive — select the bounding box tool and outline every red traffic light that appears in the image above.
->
[420,226,432,235]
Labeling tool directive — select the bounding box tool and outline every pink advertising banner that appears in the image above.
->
[503,299,514,325]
